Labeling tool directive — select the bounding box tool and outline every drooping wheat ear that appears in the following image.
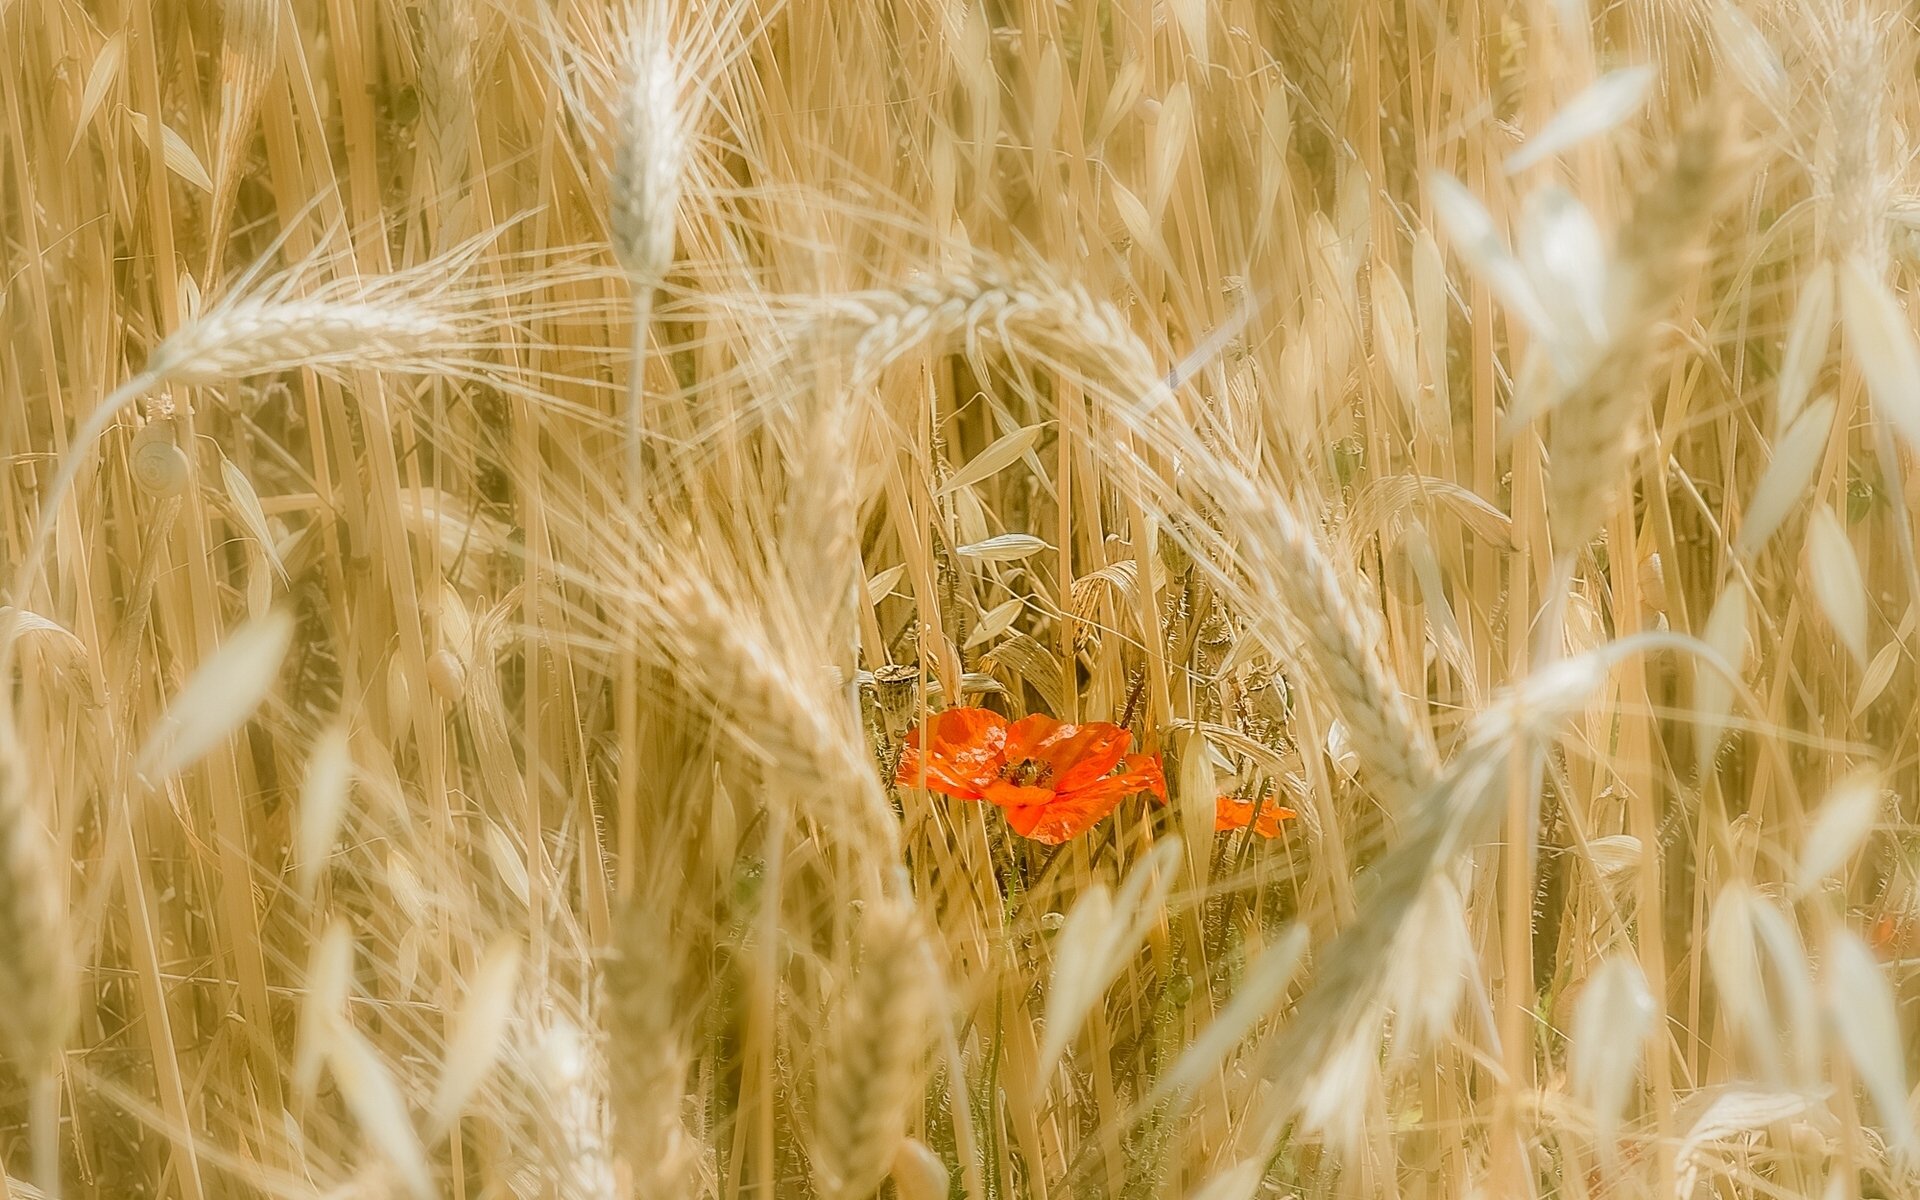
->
[810,900,937,1200]
[637,563,902,861]
[1240,647,1626,1155]
[206,0,281,272]
[604,906,699,1197]
[417,0,478,197]
[823,269,1161,391]
[1190,472,1442,807]
[824,265,1437,807]
[1547,113,1732,553]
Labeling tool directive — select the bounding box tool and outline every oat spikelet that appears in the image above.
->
[811,901,937,1200]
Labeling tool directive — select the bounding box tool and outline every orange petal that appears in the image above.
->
[1001,790,1127,844]
[1122,752,1167,802]
[1001,713,1066,759]
[981,779,1057,809]
[1045,723,1133,791]
[895,707,1008,800]
[1215,795,1296,838]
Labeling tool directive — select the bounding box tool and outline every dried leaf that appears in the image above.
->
[135,611,294,784]
[1371,265,1419,411]
[126,108,215,193]
[1036,838,1181,1085]
[964,598,1023,649]
[328,1021,435,1199]
[1147,82,1192,222]
[1852,640,1901,717]
[295,921,353,1100]
[1518,185,1610,360]
[1676,1089,1810,1196]
[1152,926,1306,1102]
[69,34,125,158]
[222,457,287,581]
[1428,173,1552,341]
[866,563,907,600]
[1584,834,1642,879]
[1710,4,1787,113]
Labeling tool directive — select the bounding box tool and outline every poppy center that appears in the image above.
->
[999,757,1055,788]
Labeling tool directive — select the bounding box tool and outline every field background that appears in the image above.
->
[4,0,1920,1196]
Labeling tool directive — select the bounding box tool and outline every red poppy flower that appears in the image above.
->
[894,707,1166,844]
[1215,793,1296,838]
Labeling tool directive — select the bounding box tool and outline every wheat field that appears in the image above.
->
[4,0,1920,1196]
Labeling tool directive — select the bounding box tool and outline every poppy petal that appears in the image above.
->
[1002,713,1068,763]
[895,707,1008,800]
[1045,723,1133,791]
[1215,794,1296,838]
[981,780,1058,809]
[1001,790,1127,844]
[1120,752,1167,802]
